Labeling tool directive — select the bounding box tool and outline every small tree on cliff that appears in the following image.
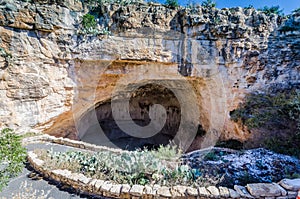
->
[201,0,216,8]
[258,5,284,16]
[165,0,179,8]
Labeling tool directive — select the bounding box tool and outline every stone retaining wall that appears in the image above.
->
[25,135,300,199]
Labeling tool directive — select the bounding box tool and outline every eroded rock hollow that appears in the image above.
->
[81,84,181,150]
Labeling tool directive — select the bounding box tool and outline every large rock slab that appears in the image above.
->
[246,183,286,197]
[279,179,300,191]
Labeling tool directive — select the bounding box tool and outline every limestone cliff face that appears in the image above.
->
[0,0,299,149]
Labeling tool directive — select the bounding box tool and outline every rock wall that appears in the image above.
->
[0,0,299,148]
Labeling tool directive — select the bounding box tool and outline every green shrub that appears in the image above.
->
[81,14,97,31]
[201,0,216,8]
[258,5,283,16]
[264,134,300,158]
[152,144,182,160]
[0,128,27,191]
[230,89,300,157]
[230,90,300,129]
[165,0,179,8]
[215,139,244,150]
[203,151,219,161]
[79,13,112,35]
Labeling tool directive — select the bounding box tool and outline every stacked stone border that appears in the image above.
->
[25,135,300,199]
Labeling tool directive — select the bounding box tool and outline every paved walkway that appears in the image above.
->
[0,142,108,199]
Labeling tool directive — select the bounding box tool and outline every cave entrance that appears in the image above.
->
[80,84,181,150]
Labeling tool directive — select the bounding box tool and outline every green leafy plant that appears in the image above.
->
[204,151,219,161]
[258,5,283,16]
[81,14,97,31]
[230,89,300,157]
[79,13,111,36]
[151,144,182,160]
[0,128,27,191]
[231,89,300,131]
[165,0,179,8]
[201,0,216,8]
[237,171,260,185]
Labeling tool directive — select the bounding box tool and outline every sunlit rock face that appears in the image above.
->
[0,0,299,150]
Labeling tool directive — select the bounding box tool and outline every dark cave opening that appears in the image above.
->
[80,84,182,150]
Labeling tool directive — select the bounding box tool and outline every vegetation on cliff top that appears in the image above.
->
[258,5,284,16]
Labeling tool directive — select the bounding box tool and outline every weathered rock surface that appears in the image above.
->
[0,0,299,150]
[246,183,286,197]
[279,179,300,191]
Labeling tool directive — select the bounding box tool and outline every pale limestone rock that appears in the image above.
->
[228,188,240,198]
[170,185,187,197]
[287,191,297,198]
[198,187,210,197]
[78,175,91,184]
[279,179,300,191]
[152,184,161,195]
[276,197,288,199]
[143,185,154,199]
[246,183,284,197]
[234,185,254,198]
[52,169,72,178]
[206,186,220,198]
[94,179,105,191]
[120,184,131,199]
[101,181,113,196]
[219,186,230,198]
[110,184,122,197]
[186,187,198,197]
[157,186,172,198]
[88,179,97,192]
[130,185,145,196]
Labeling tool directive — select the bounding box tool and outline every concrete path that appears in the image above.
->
[0,142,108,199]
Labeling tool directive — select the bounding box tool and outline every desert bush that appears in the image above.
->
[201,0,216,8]
[258,5,283,16]
[78,14,111,35]
[81,14,97,31]
[279,9,300,32]
[230,89,300,157]
[0,128,27,191]
[164,0,179,8]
